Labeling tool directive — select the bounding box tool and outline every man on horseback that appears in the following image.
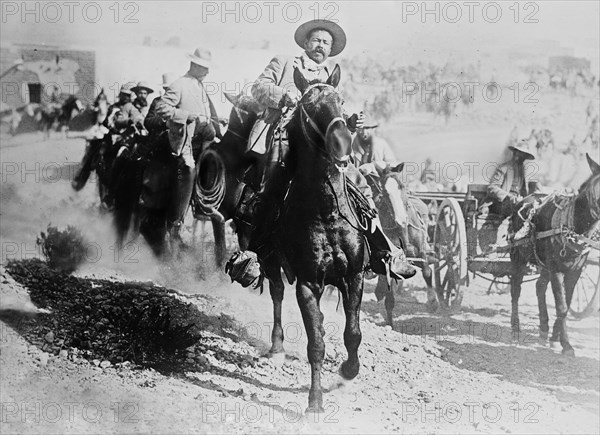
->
[131,81,154,119]
[154,48,220,245]
[109,83,144,131]
[230,19,415,285]
[351,119,398,170]
[144,73,177,134]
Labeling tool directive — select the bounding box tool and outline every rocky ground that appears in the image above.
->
[1,91,599,433]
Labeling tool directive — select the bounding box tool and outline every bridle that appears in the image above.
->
[297,83,349,168]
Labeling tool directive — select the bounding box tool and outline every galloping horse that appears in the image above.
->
[259,66,365,412]
[192,93,264,266]
[137,93,262,258]
[361,163,436,325]
[510,154,600,355]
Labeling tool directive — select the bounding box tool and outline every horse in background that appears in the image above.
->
[137,92,263,260]
[510,153,600,355]
[360,162,437,325]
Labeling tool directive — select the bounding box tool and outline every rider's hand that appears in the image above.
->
[279,91,298,109]
[186,113,197,124]
[506,193,520,205]
[347,111,365,131]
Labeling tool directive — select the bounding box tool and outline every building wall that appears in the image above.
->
[0,46,95,108]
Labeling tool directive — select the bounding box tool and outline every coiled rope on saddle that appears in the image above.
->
[191,149,226,219]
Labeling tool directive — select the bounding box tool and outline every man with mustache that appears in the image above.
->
[228,19,415,288]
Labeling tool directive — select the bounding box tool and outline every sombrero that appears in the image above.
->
[294,19,346,57]
[119,82,136,96]
[187,47,212,68]
[132,81,154,94]
[360,119,379,129]
[509,140,535,160]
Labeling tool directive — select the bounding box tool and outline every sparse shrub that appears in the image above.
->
[37,225,88,274]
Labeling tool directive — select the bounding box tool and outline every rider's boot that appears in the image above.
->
[72,139,101,191]
[366,214,417,280]
[166,158,195,252]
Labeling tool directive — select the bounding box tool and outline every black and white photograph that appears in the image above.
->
[1,1,599,433]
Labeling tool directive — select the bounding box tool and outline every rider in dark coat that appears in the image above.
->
[229,20,416,284]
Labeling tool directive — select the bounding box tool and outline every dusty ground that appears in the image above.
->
[1,90,599,433]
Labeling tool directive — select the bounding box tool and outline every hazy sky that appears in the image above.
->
[2,0,598,58]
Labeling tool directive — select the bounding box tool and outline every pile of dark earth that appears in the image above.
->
[3,259,259,373]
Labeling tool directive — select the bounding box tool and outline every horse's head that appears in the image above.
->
[293,65,351,170]
[579,153,600,221]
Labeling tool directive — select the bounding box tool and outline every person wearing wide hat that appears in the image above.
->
[109,82,144,131]
[154,48,221,248]
[227,20,416,290]
[144,72,177,134]
[352,118,398,170]
[131,81,155,118]
[480,139,540,250]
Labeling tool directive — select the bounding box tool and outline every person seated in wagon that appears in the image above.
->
[228,19,416,286]
[480,140,540,252]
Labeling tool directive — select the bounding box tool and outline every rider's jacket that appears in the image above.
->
[252,53,336,124]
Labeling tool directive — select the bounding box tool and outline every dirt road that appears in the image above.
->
[1,114,598,433]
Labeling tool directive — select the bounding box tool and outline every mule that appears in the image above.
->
[510,153,600,355]
[361,163,436,325]
[258,66,366,412]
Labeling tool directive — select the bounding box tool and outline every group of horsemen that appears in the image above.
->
[72,19,539,286]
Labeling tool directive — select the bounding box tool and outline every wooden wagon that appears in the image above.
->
[412,184,599,317]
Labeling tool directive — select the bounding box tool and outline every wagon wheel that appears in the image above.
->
[433,198,468,309]
[569,259,600,319]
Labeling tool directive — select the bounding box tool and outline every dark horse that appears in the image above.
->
[260,66,365,412]
[510,153,600,355]
[137,93,263,259]
[361,163,436,325]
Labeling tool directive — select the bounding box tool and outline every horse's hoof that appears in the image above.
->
[561,348,575,357]
[305,405,325,415]
[549,340,560,350]
[266,351,286,367]
[339,360,360,380]
[426,299,439,313]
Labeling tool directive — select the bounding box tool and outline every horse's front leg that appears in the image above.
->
[536,269,551,342]
[268,273,285,355]
[296,281,325,413]
[510,265,526,341]
[211,217,226,269]
[554,269,581,356]
[340,273,363,380]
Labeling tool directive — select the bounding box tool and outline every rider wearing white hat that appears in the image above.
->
[155,49,220,247]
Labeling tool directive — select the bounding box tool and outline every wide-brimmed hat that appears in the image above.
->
[187,47,212,68]
[161,72,177,88]
[119,82,136,96]
[132,81,154,94]
[509,140,535,160]
[294,19,346,57]
[359,119,379,129]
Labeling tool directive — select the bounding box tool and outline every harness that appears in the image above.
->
[512,191,600,269]
[295,82,371,232]
[297,83,348,169]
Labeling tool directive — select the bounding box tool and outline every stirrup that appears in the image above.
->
[225,251,264,289]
